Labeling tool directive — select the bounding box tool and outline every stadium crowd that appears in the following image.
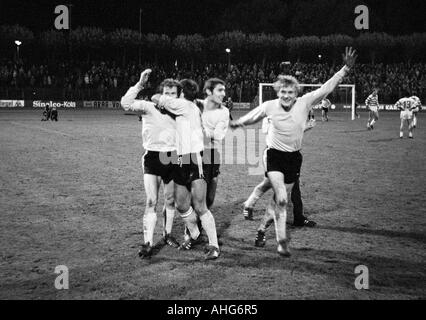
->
[1,58,425,103]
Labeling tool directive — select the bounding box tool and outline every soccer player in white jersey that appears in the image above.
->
[121,69,181,258]
[201,78,230,208]
[321,98,331,121]
[410,95,421,129]
[155,79,220,260]
[396,94,417,139]
[366,88,379,130]
[231,47,357,257]
[183,78,229,242]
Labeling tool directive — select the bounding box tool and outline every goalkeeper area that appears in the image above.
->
[259,83,356,119]
[0,108,425,299]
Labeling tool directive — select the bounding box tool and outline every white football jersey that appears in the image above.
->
[237,66,349,152]
[200,101,230,149]
[120,85,176,152]
[160,97,204,155]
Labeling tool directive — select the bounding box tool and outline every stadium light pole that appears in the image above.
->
[226,48,231,71]
[14,40,22,60]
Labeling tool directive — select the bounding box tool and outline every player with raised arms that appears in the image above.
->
[231,47,357,257]
[120,70,181,258]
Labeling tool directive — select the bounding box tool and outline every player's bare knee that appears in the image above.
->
[193,201,208,216]
[146,197,158,208]
[175,203,189,214]
[275,196,287,208]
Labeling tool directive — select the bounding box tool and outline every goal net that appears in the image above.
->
[258,83,356,120]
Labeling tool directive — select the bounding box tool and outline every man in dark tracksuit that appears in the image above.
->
[50,105,58,121]
[42,105,51,121]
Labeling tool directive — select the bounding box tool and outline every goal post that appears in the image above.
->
[259,83,357,120]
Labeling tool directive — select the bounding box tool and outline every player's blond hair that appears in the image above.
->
[273,75,300,94]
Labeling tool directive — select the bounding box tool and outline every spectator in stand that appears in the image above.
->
[0,59,425,104]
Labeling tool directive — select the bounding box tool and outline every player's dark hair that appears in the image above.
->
[158,78,182,96]
[180,79,199,101]
[203,78,225,94]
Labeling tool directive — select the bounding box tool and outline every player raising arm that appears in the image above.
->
[121,69,181,258]
[230,47,357,257]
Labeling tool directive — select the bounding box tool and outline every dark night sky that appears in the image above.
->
[1,0,425,36]
[0,0,230,34]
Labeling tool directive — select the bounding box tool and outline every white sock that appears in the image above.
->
[370,119,375,126]
[245,186,265,208]
[180,207,200,240]
[258,199,275,233]
[200,210,219,248]
[413,116,417,127]
[143,208,157,245]
[164,208,175,235]
[400,131,403,137]
[273,205,287,242]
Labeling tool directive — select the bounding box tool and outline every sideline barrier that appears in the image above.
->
[1,100,422,111]
[0,100,25,108]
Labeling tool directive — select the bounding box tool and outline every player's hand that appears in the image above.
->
[342,47,357,69]
[137,68,152,89]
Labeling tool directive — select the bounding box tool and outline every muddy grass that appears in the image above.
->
[0,109,425,299]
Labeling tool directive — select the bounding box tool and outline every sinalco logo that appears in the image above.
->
[33,100,76,108]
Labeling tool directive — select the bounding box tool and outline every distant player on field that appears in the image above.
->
[121,70,181,258]
[41,105,50,121]
[365,88,379,130]
[395,93,417,139]
[307,108,315,126]
[50,105,58,121]
[321,98,331,121]
[231,47,357,257]
[410,95,421,129]
[225,97,234,120]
